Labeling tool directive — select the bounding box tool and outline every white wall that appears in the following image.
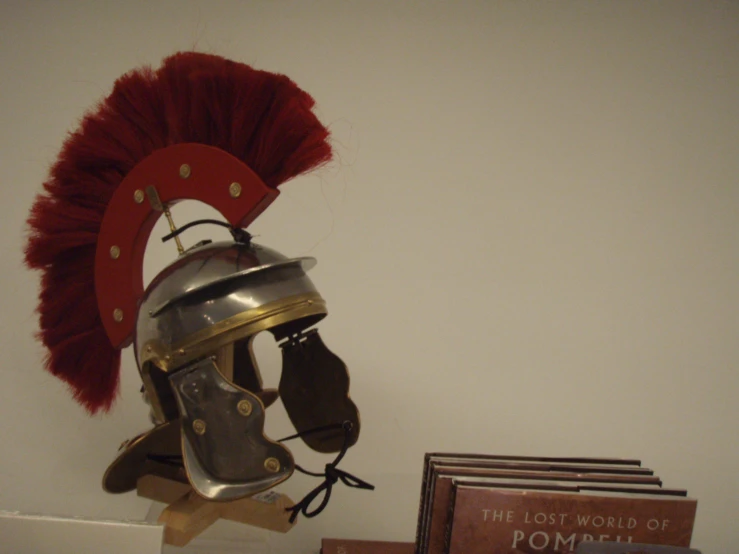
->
[1,1,737,552]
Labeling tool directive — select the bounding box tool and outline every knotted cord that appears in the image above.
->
[278,420,374,523]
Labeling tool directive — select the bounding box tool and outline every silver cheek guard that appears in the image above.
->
[170,357,294,501]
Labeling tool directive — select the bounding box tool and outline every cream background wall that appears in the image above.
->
[0,1,736,552]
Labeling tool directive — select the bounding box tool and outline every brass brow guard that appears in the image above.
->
[278,330,360,453]
[169,357,294,501]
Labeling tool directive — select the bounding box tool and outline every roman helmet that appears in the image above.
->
[23,52,370,521]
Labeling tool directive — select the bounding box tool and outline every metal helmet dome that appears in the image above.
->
[135,238,326,422]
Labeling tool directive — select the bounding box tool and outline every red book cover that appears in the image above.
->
[423,469,663,554]
[446,483,697,554]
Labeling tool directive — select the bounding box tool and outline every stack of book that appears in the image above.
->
[415,453,698,553]
[321,453,698,554]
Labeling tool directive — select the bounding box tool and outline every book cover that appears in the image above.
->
[423,469,663,554]
[425,453,643,466]
[445,483,697,554]
[321,538,415,553]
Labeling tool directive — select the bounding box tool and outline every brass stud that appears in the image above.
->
[193,419,206,435]
[229,182,242,198]
[237,399,252,417]
[109,245,121,260]
[113,309,123,323]
[264,457,281,473]
[134,189,145,204]
[179,164,191,179]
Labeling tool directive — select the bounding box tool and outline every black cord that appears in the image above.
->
[277,422,348,444]
[161,219,253,245]
[281,421,375,523]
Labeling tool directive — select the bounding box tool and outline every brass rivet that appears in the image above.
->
[146,346,152,353]
[134,189,145,204]
[229,182,242,198]
[109,245,121,260]
[237,399,252,417]
[264,457,281,473]
[113,309,123,322]
[193,419,206,435]
[179,164,191,179]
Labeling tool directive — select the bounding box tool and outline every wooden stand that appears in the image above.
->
[137,475,296,547]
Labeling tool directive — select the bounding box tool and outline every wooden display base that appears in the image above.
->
[136,475,296,547]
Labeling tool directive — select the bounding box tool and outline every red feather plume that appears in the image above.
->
[24,52,333,414]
